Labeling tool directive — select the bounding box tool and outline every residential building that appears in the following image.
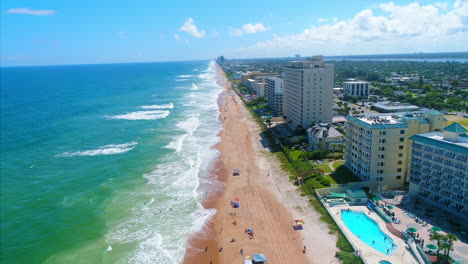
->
[256,82,266,98]
[247,79,257,91]
[283,56,335,128]
[343,81,369,98]
[266,77,284,116]
[344,110,445,190]
[408,122,468,219]
[307,123,344,151]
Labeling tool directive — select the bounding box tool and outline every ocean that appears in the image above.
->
[0,60,223,263]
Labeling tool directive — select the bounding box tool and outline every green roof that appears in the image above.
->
[329,192,348,198]
[346,188,367,198]
[444,122,467,133]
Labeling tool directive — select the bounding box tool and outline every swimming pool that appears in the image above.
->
[341,210,396,255]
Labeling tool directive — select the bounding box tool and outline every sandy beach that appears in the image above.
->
[183,65,338,264]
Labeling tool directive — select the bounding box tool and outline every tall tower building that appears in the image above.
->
[283,56,334,128]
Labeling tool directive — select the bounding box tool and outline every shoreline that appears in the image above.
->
[183,64,338,264]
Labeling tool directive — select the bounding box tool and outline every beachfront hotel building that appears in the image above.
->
[283,56,334,128]
[408,122,468,219]
[343,81,369,98]
[266,77,284,116]
[344,110,445,190]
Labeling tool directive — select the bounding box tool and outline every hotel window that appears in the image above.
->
[399,138,404,142]
[378,162,384,166]
[379,139,386,143]
[377,170,384,174]
[397,168,402,172]
[397,161,403,165]
[396,175,402,179]
[400,130,405,134]
[399,145,404,150]
[376,177,383,181]
[398,153,403,157]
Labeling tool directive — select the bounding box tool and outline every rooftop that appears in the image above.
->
[346,110,444,130]
[444,122,467,133]
[410,131,468,154]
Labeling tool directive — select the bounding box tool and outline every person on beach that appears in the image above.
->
[219,227,222,233]
[233,220,237,225]
[303,246,306,254]
[205,247,208,252]
[219,247,223,252]
[240,249,243,255]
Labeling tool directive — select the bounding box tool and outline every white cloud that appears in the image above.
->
[173,33,180,41]
[179,17,206,38]
[230,23,268,37]
[317,18,328,23]
[232,1,468,57]
[6,8,56,16]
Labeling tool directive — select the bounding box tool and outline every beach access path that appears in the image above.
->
[183,66,338,264]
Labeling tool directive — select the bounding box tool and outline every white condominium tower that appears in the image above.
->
[283,56,334,129]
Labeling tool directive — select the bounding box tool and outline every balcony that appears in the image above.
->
[412,144,422,150]
[464,198,468,206]
[434,158,443,163]
[451,195,463,203]
[423,147,433,153]
[443,168,453,174]
[455,164,466,171]
[444,160,454,167]
[423,154,433,159]
[453,179,462,185]
[456,155,467,162]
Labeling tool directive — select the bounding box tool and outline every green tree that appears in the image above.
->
[450,79,460,87]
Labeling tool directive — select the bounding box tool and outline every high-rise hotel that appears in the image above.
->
[283,56,334,128]
[408,122,467,218]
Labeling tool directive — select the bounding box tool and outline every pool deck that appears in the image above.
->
[327,205,419,264]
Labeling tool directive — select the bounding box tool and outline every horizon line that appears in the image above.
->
[2,51,468,68]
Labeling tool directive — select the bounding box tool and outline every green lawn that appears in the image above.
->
[333,160,344,169]
[330,165,362,184]
[316,163,332,174]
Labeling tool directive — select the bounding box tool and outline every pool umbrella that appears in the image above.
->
[407,228,418,233]
[431,227,442,232]
[426,244,438,250]
[407,223,420,230]
[294,219,305,225]
[372,196,382,201]
[386,205,394,209]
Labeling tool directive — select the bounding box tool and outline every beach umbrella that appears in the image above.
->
[407,228,418,233]
[387,205,394,209]
[431,227,442,232]
[294,219,305,225]
[245,256,251,259]
[233,202,240,208]
[426,244,438,250]
[234,169,241,173]
[247,228,253,232]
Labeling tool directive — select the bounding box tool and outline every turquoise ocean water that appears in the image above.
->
[0,60,223,263]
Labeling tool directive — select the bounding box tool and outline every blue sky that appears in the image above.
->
[1,0,468,66]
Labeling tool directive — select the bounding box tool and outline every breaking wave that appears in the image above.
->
[107,110,170,120]
[57,142,137,157]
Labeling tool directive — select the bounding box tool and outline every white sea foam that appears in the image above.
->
[191,83,199,90]
[177,75,196,78]
[174,79,187,82]
[107,110,170,120]
[104,61,223,264]
[57,141,137,157]
[139,103,174,109]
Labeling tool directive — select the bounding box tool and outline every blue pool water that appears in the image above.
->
[341,210,396,255]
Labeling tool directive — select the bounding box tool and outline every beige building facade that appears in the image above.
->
[344,111,445,190]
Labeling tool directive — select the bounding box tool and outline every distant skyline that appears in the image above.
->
[1,0,468,66]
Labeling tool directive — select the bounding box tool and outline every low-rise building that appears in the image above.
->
[343,81,369,98]
[344,110,445,190]
[266,77,284,116]
[371,102,420,113]
[408,122,468,219]
[307,123,344,151]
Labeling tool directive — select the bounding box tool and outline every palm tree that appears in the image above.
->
[430,232,444,258]
[442,233,458,263]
